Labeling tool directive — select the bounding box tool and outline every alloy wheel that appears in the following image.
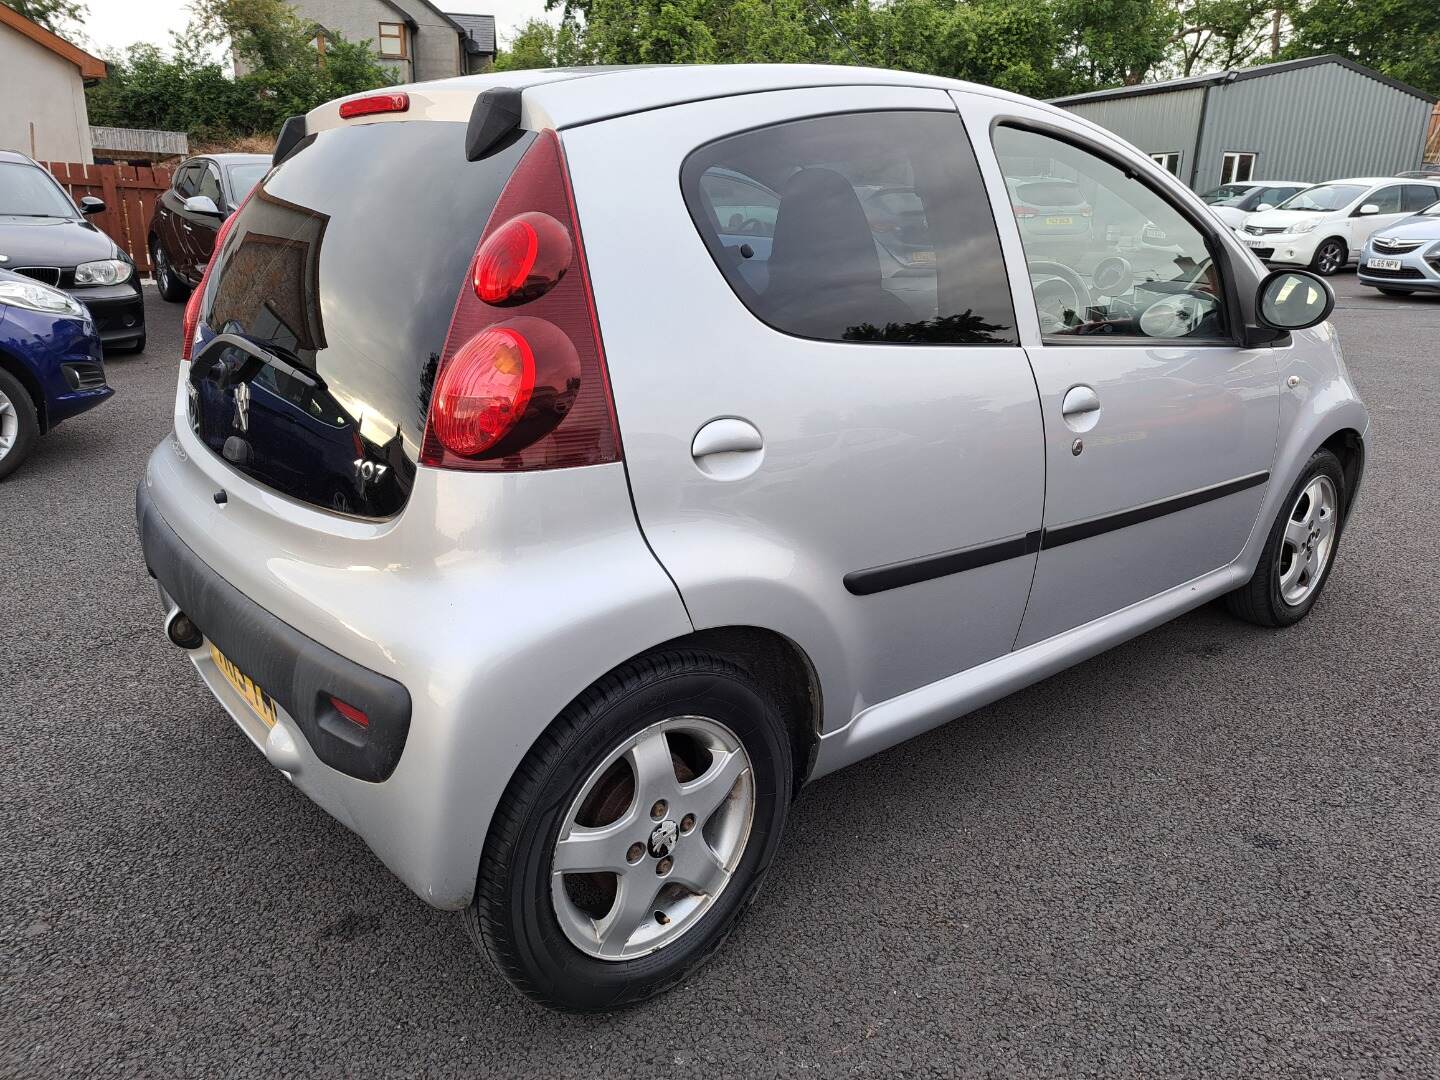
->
[1277,474,1337,606]
[550,715,755,961]
[0,387,18,462]
[1316,242,1343,275]
[153,244,171,291]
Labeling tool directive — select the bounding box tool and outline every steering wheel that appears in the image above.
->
[1027,260,1092,334]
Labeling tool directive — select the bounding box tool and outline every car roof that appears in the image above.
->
[1320,176,1434,187]
[310,63,1050,134]
[0,149,41,166]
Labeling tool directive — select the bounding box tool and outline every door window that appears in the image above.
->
[1402,184,1440,211]
[174,164,201,198]
[993,124,1230,343]
[1364,185,1405,214]
[196,164,223,206]
[1220,152,1256,184]
[681,110,1017,344]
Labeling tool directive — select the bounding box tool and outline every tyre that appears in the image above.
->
[1309,238,1346,276]
[151,238,189,302]
[0,367,40,481]
[467,649,794,1012]
[1376,287,1414,297]
[1224,449,1346,627]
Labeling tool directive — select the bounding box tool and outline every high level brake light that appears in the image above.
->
[338,93,410,120]
[420,129,619,471]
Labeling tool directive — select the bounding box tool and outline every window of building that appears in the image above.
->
[1149,152,1181,176]
[1220,152,1256,185]
[994,124,1231,343]
[378,22,406,58]
[681,111,1017,345]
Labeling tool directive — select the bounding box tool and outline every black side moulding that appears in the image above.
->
[466,87,525,161]
[273,115,307,166]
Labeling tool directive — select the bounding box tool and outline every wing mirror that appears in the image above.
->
[1249,270,1334,343]
[1355,202,1380,216]
[79,196,105,215]
[183,194,223,216]
[1256,202,1273,212]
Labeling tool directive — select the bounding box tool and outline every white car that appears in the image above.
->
[1235,176,1440,274]
[1200,180,1312,229]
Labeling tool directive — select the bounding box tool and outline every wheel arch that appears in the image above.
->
[0,346,47,433]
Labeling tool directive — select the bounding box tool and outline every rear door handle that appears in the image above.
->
[691,417,764,480]
[1061,384,1100,432]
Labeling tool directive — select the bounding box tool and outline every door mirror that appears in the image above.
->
[1256,202,1273,212]
[79,196,105,215]
[1256,269,1334,331]
[183,194,222,216]
[1355,202,1380,216]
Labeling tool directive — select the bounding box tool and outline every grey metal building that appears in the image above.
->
[1051,55,1436,193]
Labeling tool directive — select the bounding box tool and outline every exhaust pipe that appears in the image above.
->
[165,607,204,650]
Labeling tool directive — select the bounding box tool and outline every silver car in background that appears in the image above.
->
[136,66,1369,1012]
[1358,197,1440,294]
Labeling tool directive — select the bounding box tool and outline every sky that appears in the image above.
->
[77,0,555,58]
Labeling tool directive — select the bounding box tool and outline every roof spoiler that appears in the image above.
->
[273,114,307,166]
[466,86,525,162]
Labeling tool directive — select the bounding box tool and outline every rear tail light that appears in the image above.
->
[421,129,619,471]
[1012,205,1037,219]
[180,185,257,363]
[338,92,409,120]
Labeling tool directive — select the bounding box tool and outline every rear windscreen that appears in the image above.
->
[193,121,534,515]
[1017,181,1084,207]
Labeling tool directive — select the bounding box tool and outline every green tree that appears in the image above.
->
[1,0,88,36]
[1285,0,1440,94]
[494,16,595,70]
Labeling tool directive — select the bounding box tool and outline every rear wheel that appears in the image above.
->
[1224,450,1345,627]
[151,238,188,302]
[467,650,793,1012]
[0,368,40,481]
[1310,238,1346,276]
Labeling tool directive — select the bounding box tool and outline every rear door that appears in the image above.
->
[565,87,1046,720]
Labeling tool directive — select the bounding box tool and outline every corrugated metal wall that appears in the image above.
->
[1063,88,1206,178]
[1194,64,1430,190]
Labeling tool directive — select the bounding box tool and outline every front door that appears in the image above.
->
[967,103,1280,647]
[564,86,1046,724]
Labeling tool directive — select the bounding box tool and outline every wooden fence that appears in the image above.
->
[41,161,174,274]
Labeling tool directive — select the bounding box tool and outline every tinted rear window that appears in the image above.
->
[193,121,533,516]
[681,111,1017,345]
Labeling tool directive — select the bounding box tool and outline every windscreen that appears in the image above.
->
[190,120,534,517]
[0,162,76,218]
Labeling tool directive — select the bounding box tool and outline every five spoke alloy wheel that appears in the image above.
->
[551,715,754,960]
[1277,474,1337,607]
[0,385,18,462]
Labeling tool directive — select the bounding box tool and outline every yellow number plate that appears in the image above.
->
[210,644,278,728]
[1044,216,1074,225]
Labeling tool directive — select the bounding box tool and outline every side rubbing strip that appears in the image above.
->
[844,531,1043,596]
[844,471,1269,596]
[1040,470,1269,550]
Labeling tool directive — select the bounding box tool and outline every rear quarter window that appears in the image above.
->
[680,110,1017,345]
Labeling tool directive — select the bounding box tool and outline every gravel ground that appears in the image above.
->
[3,276,1438,1079]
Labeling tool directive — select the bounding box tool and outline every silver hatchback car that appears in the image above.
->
[137,66,1369,1011]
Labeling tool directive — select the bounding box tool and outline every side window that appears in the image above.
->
[174,164,200,198]
[197,165,223,206]
[993,124,1231,343]
[1367,185,1404,214]
[1403,184,1439,211]
[681,111,1017,344]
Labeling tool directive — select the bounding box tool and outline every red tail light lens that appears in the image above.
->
[474,211,572,305]
[180,197,249,363]
[338,92,409,120]
[421,129,619,471]
[431,326,536,455]
[1012,205,1038,219]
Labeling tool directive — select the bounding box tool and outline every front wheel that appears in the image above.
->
[0,368,39,481]
[1310,238,1346,276]
[467,650,794,1011]
[1225,450,1346,627]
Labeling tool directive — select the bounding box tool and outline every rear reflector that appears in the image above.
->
[329,695,369,728]
[339,93,410,120]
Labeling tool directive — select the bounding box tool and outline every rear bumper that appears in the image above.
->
[137,482,412,781]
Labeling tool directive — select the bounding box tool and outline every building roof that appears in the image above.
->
[445,12,496,53]
[0,3,106,81]
[1050,54,1437,108]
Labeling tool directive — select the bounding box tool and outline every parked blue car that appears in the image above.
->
[0,267,112,479]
